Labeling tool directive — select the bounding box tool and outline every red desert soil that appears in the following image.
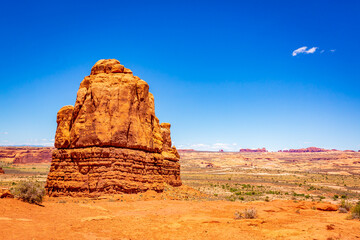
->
[1,194,359,240]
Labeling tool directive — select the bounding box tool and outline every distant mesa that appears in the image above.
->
[343,150,356,153]
[278,147,331,153]
[240,148,268,153]
[45,59,181,197]
[0,146,53,164]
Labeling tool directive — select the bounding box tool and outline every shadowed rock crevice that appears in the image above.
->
[46,59,181,197]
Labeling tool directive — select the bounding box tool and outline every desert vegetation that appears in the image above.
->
[180,151,360,204]
[11,180,45,204]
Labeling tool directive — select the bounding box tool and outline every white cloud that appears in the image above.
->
[0,132,8,135]
[306,47,318,54]
[292,46,318,56]
[330,49,336,52]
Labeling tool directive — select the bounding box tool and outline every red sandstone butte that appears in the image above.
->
[45,59,181,197]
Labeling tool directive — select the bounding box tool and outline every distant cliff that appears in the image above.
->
[0,147,54,164]
[278,147,330,153]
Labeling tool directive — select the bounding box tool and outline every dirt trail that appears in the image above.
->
[0,198,359,240]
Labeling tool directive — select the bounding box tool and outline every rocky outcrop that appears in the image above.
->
[0,147,53,164]
[240,148,268,153]
[46,59,181,197]
[0,167,4,174]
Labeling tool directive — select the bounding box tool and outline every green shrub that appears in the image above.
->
[11,180,45,204]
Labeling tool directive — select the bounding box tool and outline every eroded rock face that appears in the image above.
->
[0,167,4,174]
[46,59,181,197]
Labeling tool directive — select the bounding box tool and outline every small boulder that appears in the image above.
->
[316,203,339,211]
[0,189,14,198]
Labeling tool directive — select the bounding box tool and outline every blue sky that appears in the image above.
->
[0,0,359,151]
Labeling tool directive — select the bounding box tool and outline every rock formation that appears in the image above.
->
[278,147,330,153]
[0,167,4,174]
[0,147,53,164]
[46,59,181,197]
[240,148,268,153]
[0,189,13,198]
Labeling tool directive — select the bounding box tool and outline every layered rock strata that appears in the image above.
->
[46,59,181,197]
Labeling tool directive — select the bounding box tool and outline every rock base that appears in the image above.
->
[45,147,181,197]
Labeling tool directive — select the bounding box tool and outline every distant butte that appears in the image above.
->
[45,59,181,197]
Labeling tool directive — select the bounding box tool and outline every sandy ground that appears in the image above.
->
[1,197,359,240]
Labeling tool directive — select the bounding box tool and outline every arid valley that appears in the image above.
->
[1,148,360,239]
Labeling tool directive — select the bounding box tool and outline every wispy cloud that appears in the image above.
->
[0,132,8,135]
[292,46,318,56]
[178,143,239,151]
[330,49,336,52]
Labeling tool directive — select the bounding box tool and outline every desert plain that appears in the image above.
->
[1,149,360,240]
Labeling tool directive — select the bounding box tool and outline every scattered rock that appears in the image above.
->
[326,224,335,230]
[0,189,14,198]
[316,203,338,211]
[46,59,181,197]
[81,215,113,222]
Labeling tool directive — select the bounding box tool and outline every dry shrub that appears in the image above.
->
[338,207,348,213]
[340,200,352,211]
[235,208,257,219]
[11,180,45,204]
[350,202,360,219]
